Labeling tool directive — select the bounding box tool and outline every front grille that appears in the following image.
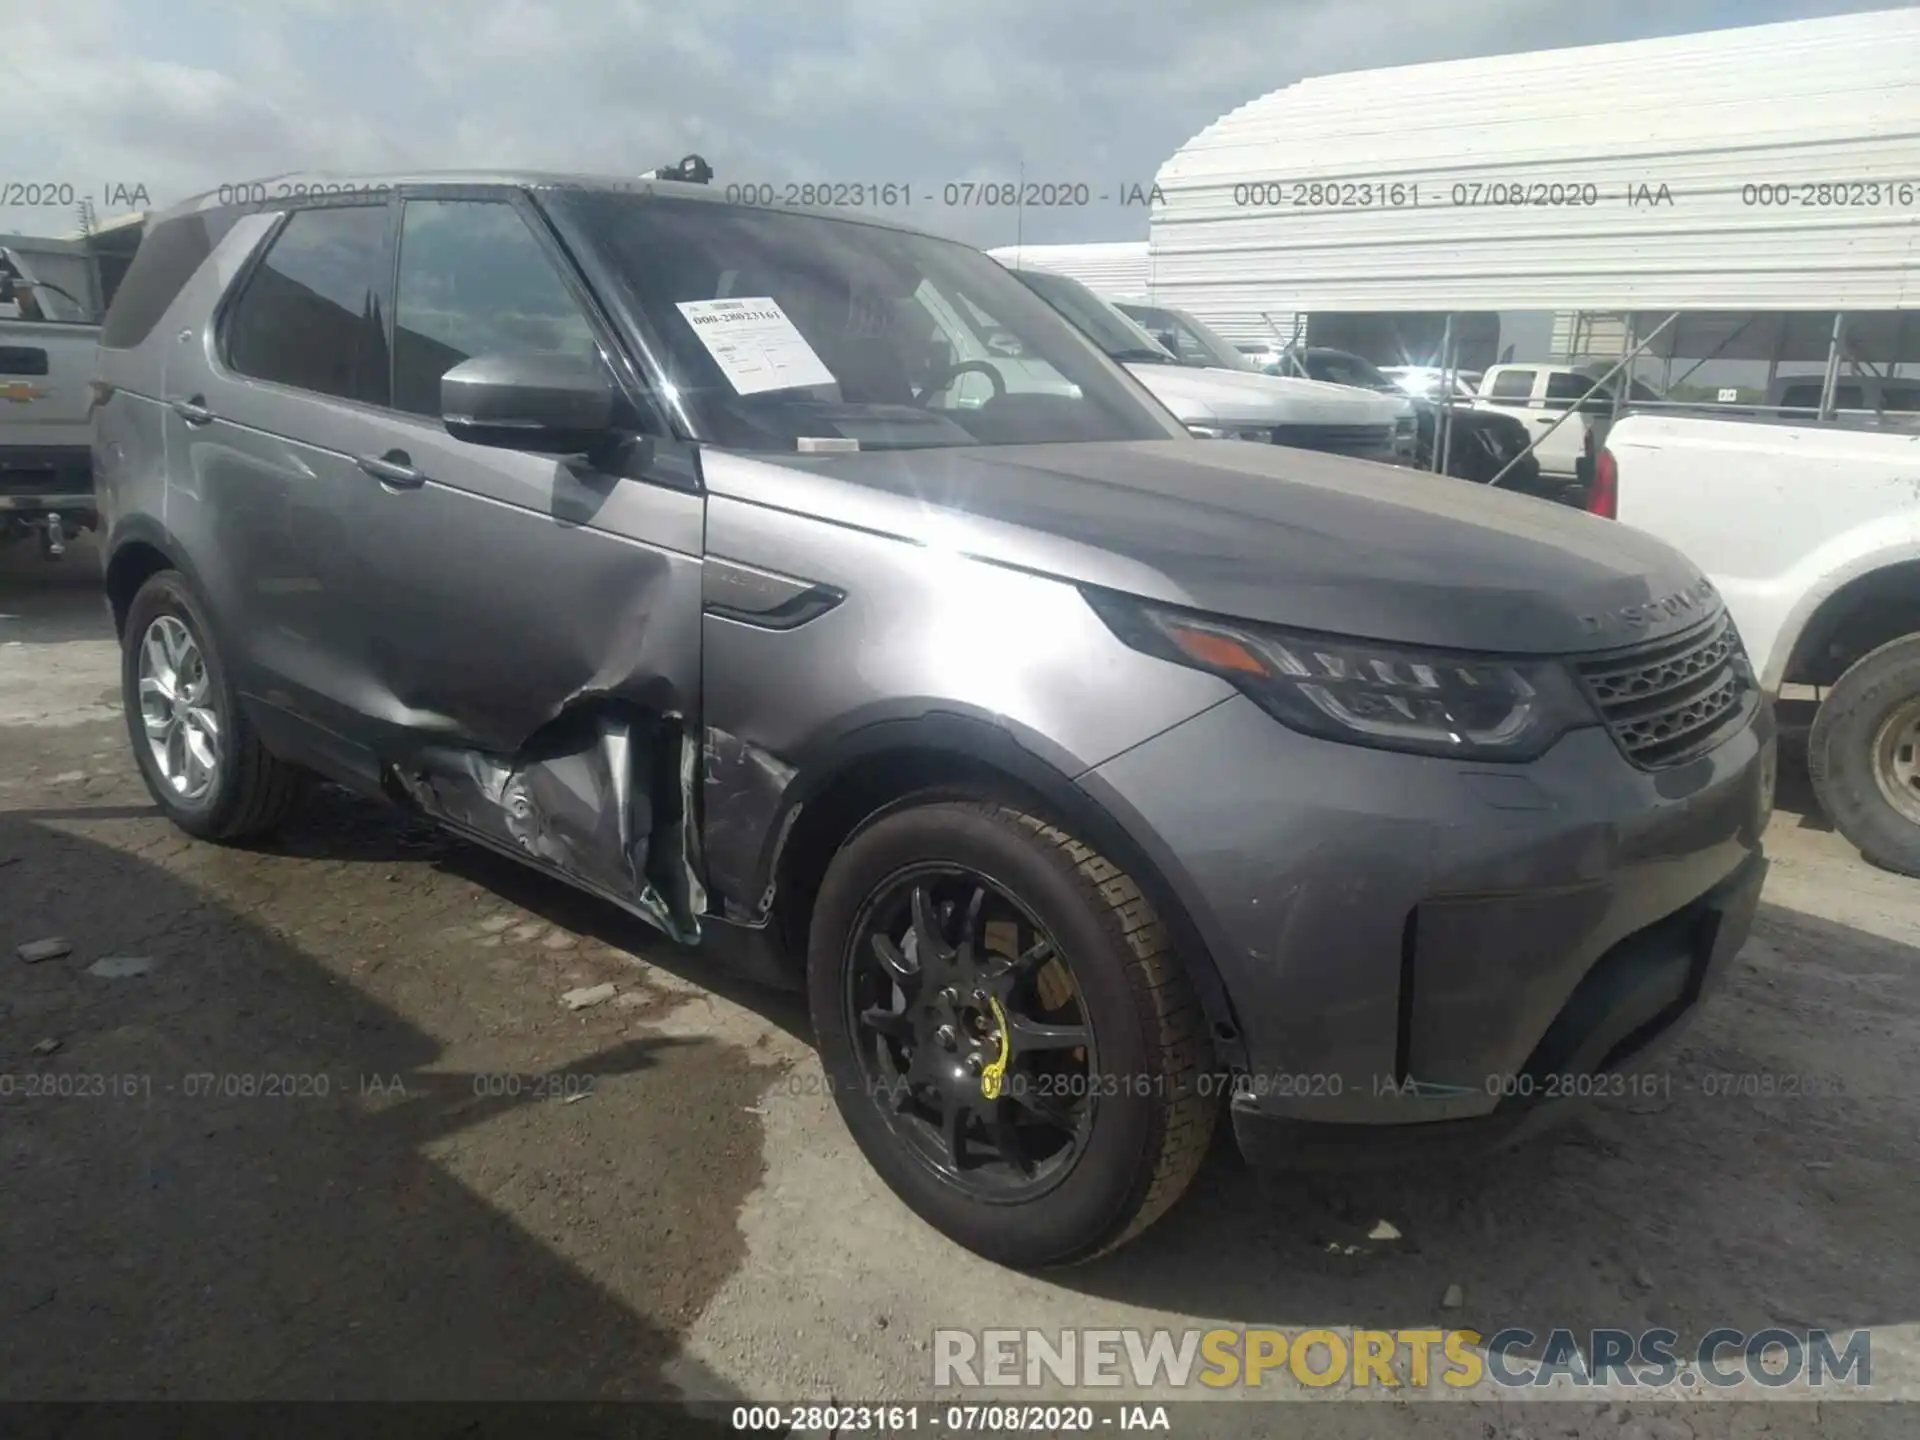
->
[1272,423,1394,455]
[1575,610,1753,768]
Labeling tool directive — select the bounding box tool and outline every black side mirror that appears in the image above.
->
[441,352,617,455]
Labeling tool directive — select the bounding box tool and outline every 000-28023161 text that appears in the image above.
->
[762,1069,1343,1102]
[729,1402,1170,1433]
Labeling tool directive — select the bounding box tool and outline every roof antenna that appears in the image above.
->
[639,154,714,185]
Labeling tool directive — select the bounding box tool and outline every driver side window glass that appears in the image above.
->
[392,199,600,418]
[1156,318,1213,366]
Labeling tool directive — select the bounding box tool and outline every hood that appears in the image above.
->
[1125,364,1407,428]
[704,439,1714,655]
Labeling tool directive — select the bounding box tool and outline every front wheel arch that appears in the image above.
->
[104,537,176,639]
[1781,559,1920,691]
[766,716,1249,1072]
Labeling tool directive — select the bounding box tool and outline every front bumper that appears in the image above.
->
[1079,691,1773,1154]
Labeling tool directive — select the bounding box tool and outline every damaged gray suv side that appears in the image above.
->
[91,173,1775,1269]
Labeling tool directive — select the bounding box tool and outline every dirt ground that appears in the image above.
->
[2,539,1916,1439]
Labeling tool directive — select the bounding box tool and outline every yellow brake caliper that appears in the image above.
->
[979,995,1012,1100]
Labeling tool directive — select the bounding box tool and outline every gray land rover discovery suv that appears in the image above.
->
[91,171,1774,1269]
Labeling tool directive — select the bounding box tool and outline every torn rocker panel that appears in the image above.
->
[394,708,704,945]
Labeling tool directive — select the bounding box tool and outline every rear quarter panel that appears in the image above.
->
[93,212,281,610]
[1608,413,1920,690]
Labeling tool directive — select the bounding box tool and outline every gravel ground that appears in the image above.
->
[2,540,1915,1438]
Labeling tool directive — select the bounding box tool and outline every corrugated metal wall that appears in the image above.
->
[1149,8,1920,340]
[986,242,1153,296]
[1552,312,1631,360]
[987,240,1302,343]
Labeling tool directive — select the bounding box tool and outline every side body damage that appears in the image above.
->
[395,707,706,945]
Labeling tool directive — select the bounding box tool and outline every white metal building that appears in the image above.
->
[985,241,1151,296]
[1146,7,1920,359]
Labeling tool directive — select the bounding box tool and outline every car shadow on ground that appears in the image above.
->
[0,809,765,1425]
[247,780,817,1048]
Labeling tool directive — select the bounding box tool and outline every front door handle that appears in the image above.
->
[170,396,214,425]
[356,450,423,489]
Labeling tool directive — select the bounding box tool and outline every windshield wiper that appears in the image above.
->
[1107,348,1175,364]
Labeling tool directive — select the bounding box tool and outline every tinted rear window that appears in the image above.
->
[223,204,392,405]
[99,213,232,350]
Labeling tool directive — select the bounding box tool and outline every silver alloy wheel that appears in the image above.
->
[137,613,221,804]
[1871,696,1920,828]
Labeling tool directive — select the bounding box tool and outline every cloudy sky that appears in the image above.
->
[0,0,1898,246]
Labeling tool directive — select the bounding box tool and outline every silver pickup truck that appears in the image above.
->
[1,238,111,556]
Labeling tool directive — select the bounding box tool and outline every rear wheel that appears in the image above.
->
[121,570,303,841]
[807,796,1217,1269]
[1808,633,1920,876]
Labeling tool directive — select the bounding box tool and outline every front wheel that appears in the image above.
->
[807,796,1217,1269]
[1808,633,1920,876]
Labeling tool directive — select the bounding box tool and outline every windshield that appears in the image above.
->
[1007,268,1177,364]
[546,193,1184,452]
[1113,302,1255,372]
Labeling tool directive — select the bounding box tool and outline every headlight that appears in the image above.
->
[1188,423,1268,441]
[1085,591,1596,761]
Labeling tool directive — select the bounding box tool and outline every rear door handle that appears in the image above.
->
[356,450,423,489]
[170,396,214,425]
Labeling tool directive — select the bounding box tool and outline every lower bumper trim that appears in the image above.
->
[1229,850,1767,1167]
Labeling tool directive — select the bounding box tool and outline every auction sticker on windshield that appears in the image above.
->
[675,296,837,395]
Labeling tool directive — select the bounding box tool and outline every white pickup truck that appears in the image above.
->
[1,241,106,556]
[1474,362,1663,484]
[1599,411,1920,873]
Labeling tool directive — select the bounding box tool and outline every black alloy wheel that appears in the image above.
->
[845,862,1094,1200]
[807,797,1218,1268]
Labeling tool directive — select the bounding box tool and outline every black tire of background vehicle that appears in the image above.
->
[121,570,304,842]
[807,795,1218,1269]
[1808,634,1920,877]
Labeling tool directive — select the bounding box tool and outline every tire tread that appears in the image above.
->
[1808,633,1920,877]
[990,803,1218,1262]
[215,709,303,840]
